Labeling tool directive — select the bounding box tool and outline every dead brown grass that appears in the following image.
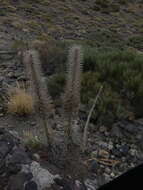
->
[7,87,34,115]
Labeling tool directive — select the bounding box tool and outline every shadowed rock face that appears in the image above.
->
[0,128,36,190]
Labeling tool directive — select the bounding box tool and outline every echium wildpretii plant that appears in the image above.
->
[22,49,54,147]
[63,45,83,148]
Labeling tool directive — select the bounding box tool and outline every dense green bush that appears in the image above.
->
[95,0,120,13]
[96,0,111,8]
[33,40,68,75]
[83,47,143,120]
[128,35,143,49]
[118,0,128,5]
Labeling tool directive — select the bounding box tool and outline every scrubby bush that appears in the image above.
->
[128,35,143,49]
[118,0,128,4]
[23,129,42,149]
[96,0,111,8]
[95,0,120,13]
[83,47,143,121]
[81,72,101,104]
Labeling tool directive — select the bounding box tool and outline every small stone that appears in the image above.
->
[84,178,98,190]
[121,157,126,162]
[98,141,108,149]
[0,113,4,117]
[99,126,107,133]
[96,175,105,187]
[91,150,98,158]
[115,144,120,148]
[119,145,130,155]
[22,28,29,32]
[25,181,38,190]
[100,165,105,169]
[136,134,142,140]
[110,155,115,159]
[130,163,135,168]
[105,167,111,174]
[89,123,96,132]
[111,126,123,138]
[108,142,113,150]
[130,149,137,156]
[30,161,55,189]
[0,106,3,111]
[31,122,36,126]
[18,75,28,81]
[0,76,4,82]
[33,153,40,161]
[90,160,99,173]
[9,148,31,164]
[105,131,109,136]
[110,172,115,178]
[137,151,143,160]
[98,150,109,159]
[7,72,14,78]
[103,173,111,183]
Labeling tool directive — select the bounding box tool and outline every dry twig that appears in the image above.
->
[82,86,103,152]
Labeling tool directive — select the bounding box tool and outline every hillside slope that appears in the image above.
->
[0,0,143,49]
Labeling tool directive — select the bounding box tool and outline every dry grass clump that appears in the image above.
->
[7,87,34,115]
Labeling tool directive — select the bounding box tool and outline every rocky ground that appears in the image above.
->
[85,119,143,187]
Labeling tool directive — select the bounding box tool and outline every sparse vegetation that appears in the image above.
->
[23,129,42,149]
[95,0,120,13]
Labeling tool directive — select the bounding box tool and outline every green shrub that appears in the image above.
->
[82,47,143,123]
[81,72,131,125]
[81,72,101,104]
[128,35,143,49]
[96,0,111,8]
[110,3,120,12]
[118,0,128,5]
[34,40,68,75]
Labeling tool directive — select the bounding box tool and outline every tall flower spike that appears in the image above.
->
[63,45,83,118]
[23,49,54,146]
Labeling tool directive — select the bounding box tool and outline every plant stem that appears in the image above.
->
[82,85,103,152]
